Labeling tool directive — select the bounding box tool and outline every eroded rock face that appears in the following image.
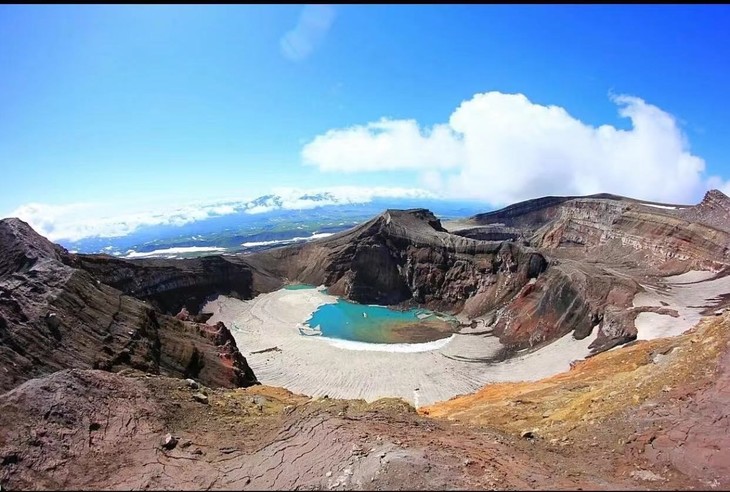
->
[112,196,726,356]
[463,192,730,274]
[250,209,548,313]
[450,191,730,351]
[677,189,730,234]
[0,218,64,278]
[63,253,281,315]
[0,219,258,393]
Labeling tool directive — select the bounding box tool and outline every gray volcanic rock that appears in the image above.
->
[0,218,65,277]
[0,219,258,393]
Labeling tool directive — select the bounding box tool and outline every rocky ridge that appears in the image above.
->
[449,190,730,352]
[0,219,258,393]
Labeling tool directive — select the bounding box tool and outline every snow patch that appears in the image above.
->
[124,246,226,258]
[241,232,334,248]
[641,203,678,210]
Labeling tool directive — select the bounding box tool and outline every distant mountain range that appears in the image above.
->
[57,192,488,258]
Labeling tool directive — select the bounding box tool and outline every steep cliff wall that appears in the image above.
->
[0,219,258,392]
[462,191,730,274]
[448,190,730,352]
[248,209,548,311]
[63,253,282,315]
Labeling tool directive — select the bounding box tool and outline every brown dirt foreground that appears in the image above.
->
[1,314,729,490]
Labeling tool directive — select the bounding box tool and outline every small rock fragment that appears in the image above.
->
[326,471,332,478]
[630,469,665,482]
[193,392,209,404]
[161,433,178,450]
[186,378,199,389]
[521,430,536,439]
[180,440,192,449]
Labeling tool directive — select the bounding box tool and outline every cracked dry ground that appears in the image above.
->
[2,314,730,490]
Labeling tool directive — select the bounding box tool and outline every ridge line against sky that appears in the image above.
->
[2,4,730,235]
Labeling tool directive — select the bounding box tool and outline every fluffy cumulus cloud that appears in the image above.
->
[5,186,435,242]
[302,119,464,172]
[302,92,722,205]
[280,4,336,61]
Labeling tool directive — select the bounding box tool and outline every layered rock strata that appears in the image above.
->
[0,219,257,392]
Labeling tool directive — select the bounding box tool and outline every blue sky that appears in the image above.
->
[2,5,730,237]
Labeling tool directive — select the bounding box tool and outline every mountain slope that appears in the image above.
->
[0,218,258,392]
[455,190,730,274]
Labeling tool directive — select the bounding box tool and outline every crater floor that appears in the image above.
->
[203,287,598,407]
[204,269,730,407]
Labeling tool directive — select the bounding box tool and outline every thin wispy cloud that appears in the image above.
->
[302,91,729,205]
[280,4,336,61]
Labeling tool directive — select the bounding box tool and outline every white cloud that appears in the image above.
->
[302,119,463,172]
[5,186,436,242]
[302,91,724,205]
[7,201,237,242]
[280,5,336,61]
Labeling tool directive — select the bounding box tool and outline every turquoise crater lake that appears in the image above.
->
[295,285,459,344]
